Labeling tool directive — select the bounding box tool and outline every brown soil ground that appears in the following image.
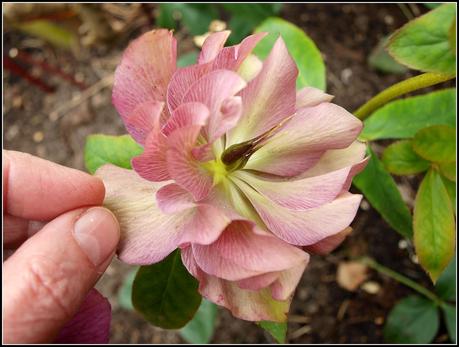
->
[3,3,450,344]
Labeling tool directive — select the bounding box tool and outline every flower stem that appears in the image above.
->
[354,72,455,120]
[359,257,443,305]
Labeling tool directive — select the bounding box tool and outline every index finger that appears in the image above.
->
[3,150,105,221]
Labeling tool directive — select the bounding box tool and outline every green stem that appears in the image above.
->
[354,72,455,120]
[359,257,443,305]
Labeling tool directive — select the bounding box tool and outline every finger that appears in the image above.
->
[3,206,120,343]
[3,214,45,249]
[3,150,105,221]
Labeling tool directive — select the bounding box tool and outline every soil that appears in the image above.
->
[3,3,450,344]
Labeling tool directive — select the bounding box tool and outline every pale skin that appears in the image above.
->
[3,150,120,343]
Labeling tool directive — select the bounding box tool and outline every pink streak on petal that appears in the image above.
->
[198,30,231,64]
[54,289,111,344]
[113,29,176,126]
[156,183,196,214]
[161,102,210,136]
[296,87,334,109]
[303,227,352,255]
[237,272,280,291]
[228,36,298,147]
[124,101,164,145]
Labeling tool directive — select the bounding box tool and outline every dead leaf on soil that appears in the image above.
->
[336,261,368,291]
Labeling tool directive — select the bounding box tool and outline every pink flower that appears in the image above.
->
[97,29,368,322]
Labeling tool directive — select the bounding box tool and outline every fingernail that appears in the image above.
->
[73,207,120,267]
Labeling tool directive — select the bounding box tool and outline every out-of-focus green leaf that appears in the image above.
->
[414,169,456,282]
[179,300,218,343]
[412,125,456,163]
[353,145,413,238]
[132,250,202,329]
[449,17,456,54]
[157,4,177,29]
[258,321,287,344]
[178,51,198,67]
[223,4,283,44]
[15,20,76,49]
[117,268,138,311]
[435,254,456,301]
[424,3,442,9]
[368,36,409,74]
[442,177,456,214]
[387,4,456,74]
[158,4,218,35]
[361,89,456,141]
[442,304,456,343]
[383,295,439,343]
[84,134,143,174]
[382,140,430,175]
[439,161,456,182]
[253,17,326,90]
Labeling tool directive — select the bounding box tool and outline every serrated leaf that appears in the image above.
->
[414,169,456,282]
[361,89,456,141]
[353,145,413,238]
[132,250,202,329]
[435,254,456,301]
[383,295,440,343]
[117,268,138,311]
[84,134,143,174]
[179,300,218,344]
[442,304,456,343]
[387,4,456,74]
[439,161,456,182]
[368,36,408,74]
[15,20,76,50]
[253,17,326,90]
[382,140,430,175]
[413,125,456,163]
[258,321,287,343]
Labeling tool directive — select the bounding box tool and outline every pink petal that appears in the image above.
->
[131,127,170,182]
[161,102,210,137]
[123,101,164,145]
[270,262,308,301]
[54,289,111,344]
[227,37,298,147]
[233,166,352,210]
[166,125,214,201]
[113,29,176,126]
[244,103,363,176]
[303,227,352,255]
[198,30,231,64]
[156,183,196,214]
[182,69,246,142]
[235,178,362,246]
[192,221,308,281]
[237,272,280,291]
[296,87,334,109]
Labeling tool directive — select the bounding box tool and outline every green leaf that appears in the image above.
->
[157,4,177,29]
[84,134,143,174]
[442,177,456,214]
[253,17,326,90]
[383,295,440,343]
[353,145,413,238]
[159,4,218,35]
[413,125,456,163]
[258,321,287,344]
[435,254,456,301]
[449,17,456,54]
[387,4,457,74]
[424,3,442,10]
[439,161,456,182]
[382,140,430,175]
[117,268,138,311]
[178,51,198,67]
[132,250,202,329]
[414,169,456,282]
[179,300,218,343]
[361,88,456,141]
[15,20,76,50]
[368,36,409,74]
[442,304,456,343]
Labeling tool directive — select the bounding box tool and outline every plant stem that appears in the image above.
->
[359,257,443,305]
[354,72,455,120]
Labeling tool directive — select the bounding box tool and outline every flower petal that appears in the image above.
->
[233,166,352,210]
[296,87,334,109]
[113,29,176,126]
[227,36,298,147]
[156,183,196,213]
[54,289,111,344]
[234,178,362,246]
[270,261,308,301]
[303,227,352,255]
[124,101,164,145]
[161,102,210,137]
[236,272,280,291]
[198,30,231,64]
[244,103,363,176]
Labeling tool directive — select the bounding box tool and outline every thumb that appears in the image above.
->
[3,207,120,343]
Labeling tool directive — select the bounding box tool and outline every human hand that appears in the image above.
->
[3,150,120,343]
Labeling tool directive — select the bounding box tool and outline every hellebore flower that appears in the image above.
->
[97,29,368,322]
